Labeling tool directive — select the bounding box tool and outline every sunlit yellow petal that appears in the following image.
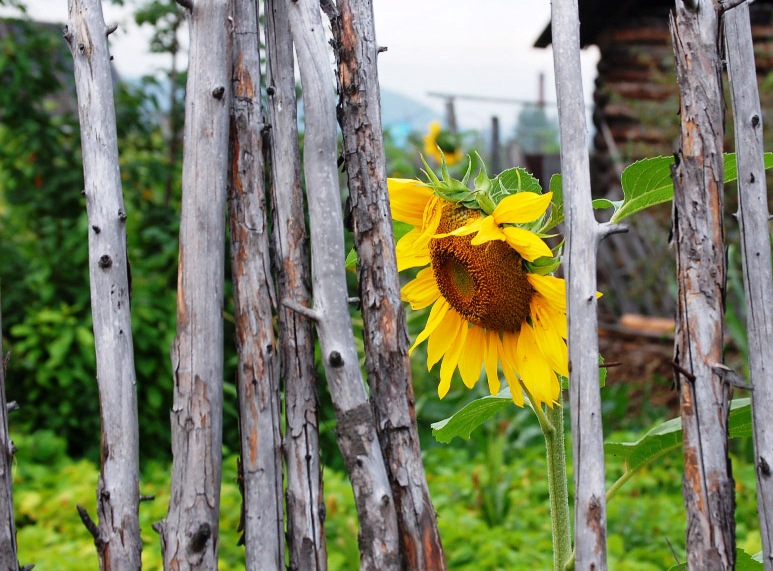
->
[396,228,431,271]
[516,324,557,408]
[387,178,433,226]
[531,298,569,377]
[437,218,483,239]
[458,325,485,388]
[439,323,468,398]
[493,191,553,224]
[483,331,501,395]
[402,268,441,310]
[501,227,554,262]
[500,331,524,406]
[469,216,506,246]
[409,298,449,354]
[533,295,567,339]
[527,273,567,312]
[428,309,463,370]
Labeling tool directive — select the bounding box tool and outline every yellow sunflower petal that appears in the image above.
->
[458,325,485,388]
[396,228,431,271]
[516,324,558,408]
[436,217,483,239]
[387,178,433,226]
[501,227,553,262]
[499,331,523,407]
[409,298,450,354]
[483,330,501,395]
[439,323,468,398]
[500,331,524,406]
[469,216,506,246]
[427,308,463,370]
[493,191,553,224]
[531,298,569,377]
[533,294,567,339]
[401,267,440,310]
[527,274,567,312]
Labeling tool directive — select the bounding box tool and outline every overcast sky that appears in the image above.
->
[15,0,599,134]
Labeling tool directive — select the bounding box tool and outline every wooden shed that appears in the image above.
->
[536,0,773,195]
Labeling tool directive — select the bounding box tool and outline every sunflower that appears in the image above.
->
[389,165,570,408]
[424,121,463,166]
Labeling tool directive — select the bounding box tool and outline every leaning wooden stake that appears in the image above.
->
[155,0,231,567]
[0,293,26,571]
[264,0,327,568]
[551,0,616,568]
[725,4,773,568]
[228,1,283,568]
[670,1,735,568]
[64,2,142,568]
[326,1,446,568]
[286,0,400,568]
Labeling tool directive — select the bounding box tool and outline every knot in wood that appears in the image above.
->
[118,209,127,222]
[328,351,344,368]
[98,255,112,269]
[212,86,226,100]
[189,522,212,553]
[752,114,760,128]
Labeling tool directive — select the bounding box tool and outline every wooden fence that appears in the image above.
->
[0,0,771,569]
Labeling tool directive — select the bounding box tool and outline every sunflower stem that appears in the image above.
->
[531,395,572,571]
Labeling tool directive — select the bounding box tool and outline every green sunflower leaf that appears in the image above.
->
[541,174,564,232]
[611,152,773,223]
[524,255,561,276]
[431,391,514,443]
[605,398,751,474]
[667,549,761,571]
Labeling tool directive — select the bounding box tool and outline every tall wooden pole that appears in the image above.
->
[65,2,141,567]
[156,0,231,567]
[670,1,735,568]
[327,0,447,568]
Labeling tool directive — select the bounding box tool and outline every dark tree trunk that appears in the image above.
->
[264,0,327,568]
[670,1,735,568]
[228,1,284,568]
[327,1,446,569]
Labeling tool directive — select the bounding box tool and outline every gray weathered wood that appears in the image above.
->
[155,0,231,567]
[286,1,400,568]
[228,2,283,568]
[551,0,609,568]
[0,293,22,571]
[64,2,141,568]
[264,0,327,568]
[725,3,773,568]
[326,1,446,568]
[670,1,735,568]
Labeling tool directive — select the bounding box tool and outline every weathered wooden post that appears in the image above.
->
[285,0,401,568]
[670,0,735,568]
[155,0,231,567]
[264,0,327,568]
[326,1,446,569]
[725,2,773,568]
[64,1,142,568]
[0,294,27,571]
[551,0,616,568]
[228,1,284,568]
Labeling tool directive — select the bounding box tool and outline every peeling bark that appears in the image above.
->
[670,1,735,568]
[327,1,445,569]
[286,0,400,568]
[264,0,327,568]
[228,1,283,568]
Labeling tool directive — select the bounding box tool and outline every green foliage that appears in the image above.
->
[605,398,751,474]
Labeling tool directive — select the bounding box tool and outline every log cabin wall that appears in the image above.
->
[536,1,773,318]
